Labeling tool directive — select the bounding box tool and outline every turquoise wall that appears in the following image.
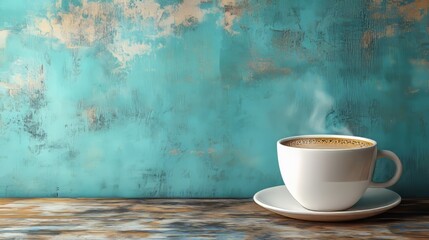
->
[0,0,428,197]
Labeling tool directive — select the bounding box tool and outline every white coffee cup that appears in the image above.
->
[277,135,402,211]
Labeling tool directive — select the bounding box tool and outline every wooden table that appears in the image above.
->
[0,198,427,239]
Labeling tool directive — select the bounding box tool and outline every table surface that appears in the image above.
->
[0,198,427,239]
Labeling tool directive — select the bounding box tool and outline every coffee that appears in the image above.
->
[282,137,373,149]
[277,134,402,211]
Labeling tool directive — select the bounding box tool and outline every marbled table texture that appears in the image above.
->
[0,198,427,239]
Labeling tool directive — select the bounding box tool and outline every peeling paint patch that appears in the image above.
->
[85,107,98,126]
[361,25,397,48]
[115,0,214,37]
[0,30,9,49]
[33,0,117,48]
[190,148,216,156]
[0,81,21,96]
[398,0,429,22]
[23,112,47,141]
[249,60,290,75]
[371,0,383,7]
[29,0,219,66]
[169,149,182,155]
[219,0,248,34]
[362,31,375,49]
[85,107,108,131]
[116,0,162,21]
[0,63,45,98]
[247,59,291,80]
[411,59,429,67]
[407,87,420,94]
[169,0,207,27]
[207,148,216,154]
[370,0,429,22]
[271,29,305,50]
[107,39,152,67]
[384,25,396,37]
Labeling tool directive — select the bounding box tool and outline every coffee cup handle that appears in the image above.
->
[369,150,403,188]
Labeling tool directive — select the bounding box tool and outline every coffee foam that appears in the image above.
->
[283,137,373,149]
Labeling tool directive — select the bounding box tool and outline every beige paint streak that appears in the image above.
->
[0,30,9,49]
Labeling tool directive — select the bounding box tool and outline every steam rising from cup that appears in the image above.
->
[310,89,352,135]
[291,74,352,135]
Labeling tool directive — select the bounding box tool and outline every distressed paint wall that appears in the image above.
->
[0,0,428,197]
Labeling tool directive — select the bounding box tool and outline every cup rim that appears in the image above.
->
[277,134,377,151]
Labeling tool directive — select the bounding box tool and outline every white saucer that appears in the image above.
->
[253,186,401,222]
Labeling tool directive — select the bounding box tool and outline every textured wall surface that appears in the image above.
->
[0,0,428,197]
